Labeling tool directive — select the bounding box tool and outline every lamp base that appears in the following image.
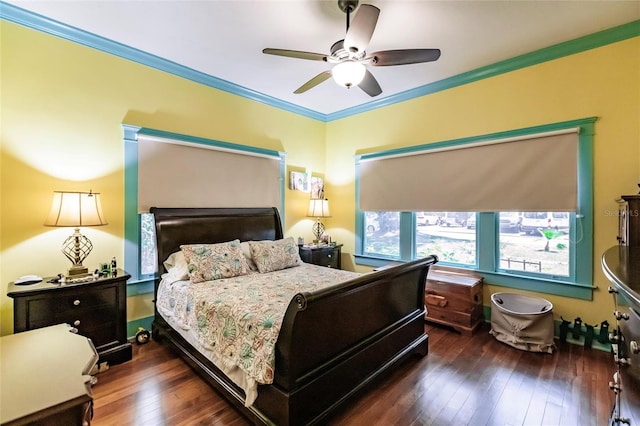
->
[312,219,326,243]
[61,228,93,278]
[67,265,89,276]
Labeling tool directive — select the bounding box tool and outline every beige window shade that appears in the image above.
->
[358,130,578,212]
[138,136,283,212]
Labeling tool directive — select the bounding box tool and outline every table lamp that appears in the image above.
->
[307,198,331,242]
[44,190,107,276]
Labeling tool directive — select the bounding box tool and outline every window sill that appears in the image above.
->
[354,254,403,269]
[354,255,594,300]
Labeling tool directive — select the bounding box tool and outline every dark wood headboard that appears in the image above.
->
[150,207,283,275]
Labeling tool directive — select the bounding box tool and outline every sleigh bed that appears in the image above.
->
[151,207,437,425]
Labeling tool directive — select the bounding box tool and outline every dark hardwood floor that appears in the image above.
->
[92,323,614,425]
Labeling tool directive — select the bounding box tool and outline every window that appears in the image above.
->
[364,211,400,258]
[416,212,476,266]
[355,118,596,299]
[498,211,569,277]
[140,213,156,276]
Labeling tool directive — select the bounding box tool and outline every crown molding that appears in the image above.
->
[2,2,638,123]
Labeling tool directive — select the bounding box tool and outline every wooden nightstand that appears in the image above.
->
[299,244,343,269]
[7,269,132,366]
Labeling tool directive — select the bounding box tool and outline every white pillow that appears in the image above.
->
[163,251,189,281]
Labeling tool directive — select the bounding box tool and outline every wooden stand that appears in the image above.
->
[425,269,484,335]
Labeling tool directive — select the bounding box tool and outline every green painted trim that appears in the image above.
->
[478,270,594,300]
[399,212,413,260]
[575,122,595,289]
[353,254,400,268]
[123,125,141,280]
[127,315,154,340]
[2,2,637,122]
[477,212,495,271]
[125,278,155,296]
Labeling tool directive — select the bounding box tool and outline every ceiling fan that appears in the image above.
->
[263,0,441,97]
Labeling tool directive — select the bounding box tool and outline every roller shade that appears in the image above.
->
[358,130,578,212]
[138,135,283,212]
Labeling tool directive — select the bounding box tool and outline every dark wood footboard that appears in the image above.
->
[150,207,437,425]
[258,256,437,425]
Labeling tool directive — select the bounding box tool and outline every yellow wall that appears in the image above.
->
[0,22,326,335]
[2,19,639,336]
[325,37,640,325]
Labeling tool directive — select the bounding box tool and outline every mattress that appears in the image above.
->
[156,263,360,406]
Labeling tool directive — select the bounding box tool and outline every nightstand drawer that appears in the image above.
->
[299,244,343,269]
[29,304,116,331]
[313,251,340,268]
[26,286,117,322]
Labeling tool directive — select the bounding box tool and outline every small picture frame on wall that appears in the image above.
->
[310,176,324,199]
[289,171,309,192]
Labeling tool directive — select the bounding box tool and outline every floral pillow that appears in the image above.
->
[249,237,303,273]
[180,240,250,283]
[240,241,258,272]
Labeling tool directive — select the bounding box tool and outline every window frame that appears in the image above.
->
[354,118,596,300]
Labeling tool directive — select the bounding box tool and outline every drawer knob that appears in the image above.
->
[327,254,332,258]
[73,299,81,306]
[631,340,639,354]
[74,320,81,326]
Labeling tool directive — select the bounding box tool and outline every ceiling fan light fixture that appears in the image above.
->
[332,61,366,88]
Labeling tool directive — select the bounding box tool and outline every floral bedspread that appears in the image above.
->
[157,264,360,388]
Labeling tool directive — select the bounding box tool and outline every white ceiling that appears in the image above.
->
[6,0,640,115]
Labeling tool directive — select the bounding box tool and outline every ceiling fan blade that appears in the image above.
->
[294,70,332,94]
[369,49,441,66]
[358,69,382,97]
[263,48,327,62]
[343,4,380,54]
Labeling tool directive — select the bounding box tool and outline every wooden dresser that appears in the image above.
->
[424,269,484,335]
[602,245,640,425]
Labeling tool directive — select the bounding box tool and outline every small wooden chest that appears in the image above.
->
[425,269,484,335]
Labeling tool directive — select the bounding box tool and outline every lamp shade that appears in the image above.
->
[307,199,331,218]
[332,61,366,88]
[44,191,108,227]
